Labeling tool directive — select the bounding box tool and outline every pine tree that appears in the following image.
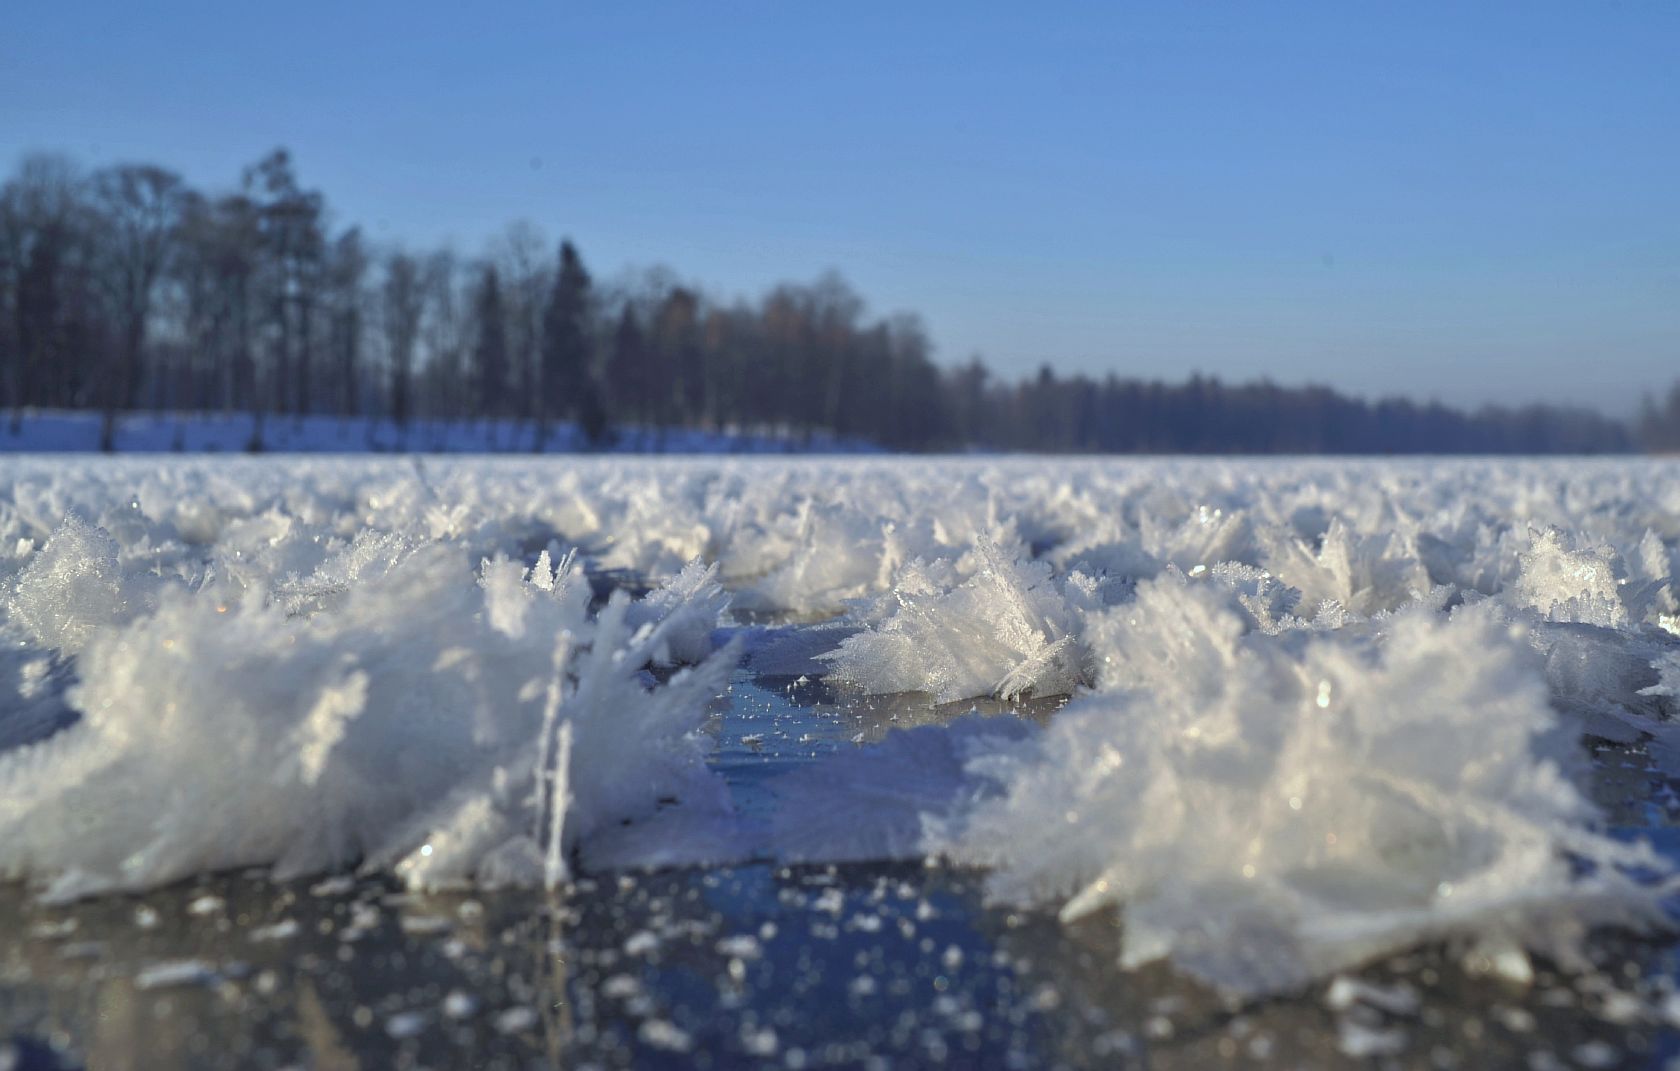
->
[540,240,592,440]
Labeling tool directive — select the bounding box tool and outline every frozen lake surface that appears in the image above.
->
[3,455,1680,1067]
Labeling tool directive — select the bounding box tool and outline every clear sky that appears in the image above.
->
[4,2,1676,415]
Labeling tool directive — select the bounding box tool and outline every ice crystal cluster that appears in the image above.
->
[2,455,1678,995]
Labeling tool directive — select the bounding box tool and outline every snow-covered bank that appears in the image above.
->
[0,408,877,454]
[1,455,1677,996]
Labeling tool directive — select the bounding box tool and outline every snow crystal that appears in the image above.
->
[0,535,736,899]
[8,517,142,653]
[824,537,1088,703]
[933,595,1668,995]
[1515,528,1631,629]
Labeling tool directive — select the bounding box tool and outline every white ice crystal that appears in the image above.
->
[822,536,1088,703]
[0,539,736,900]
[8,517,147,653]
[933,584,1669,995]
[742,502,900,616]
[625,557,732,666]
[1259,517,1432,619]
[1514,527,1630,629]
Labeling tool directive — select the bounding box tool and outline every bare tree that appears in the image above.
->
[90,164,186,446]
[806,272,864,436]
[603,304,648,425]
[420,250,468,421]
[177,190,263,425]
[490,221,550,428]
[653,286,702,429]
[759,285,812,435]
[245,150,324,417]
[325,227,369,417]
[380,251,425,429]
[1,156,111,427]
[1639,382,1680,453]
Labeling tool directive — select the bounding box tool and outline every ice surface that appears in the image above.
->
[1,455,1677,997]
[767,714,1036,863]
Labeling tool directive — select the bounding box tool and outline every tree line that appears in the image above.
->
[1638,384,1680,455]
[0,149,1660,454]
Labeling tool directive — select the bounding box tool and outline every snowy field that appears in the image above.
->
[0,408,874,454]
[3,455,1680,1068]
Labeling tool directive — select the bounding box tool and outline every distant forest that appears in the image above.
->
[0,150,1669,454]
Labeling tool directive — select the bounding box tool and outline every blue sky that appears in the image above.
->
[5,2,1676,414]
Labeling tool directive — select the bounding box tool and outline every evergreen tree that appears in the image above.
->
[540,240,592,436]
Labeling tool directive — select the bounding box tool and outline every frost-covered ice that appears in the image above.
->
[0,495,739,900]
[933,587,1665,995]
[1,455,1678,997]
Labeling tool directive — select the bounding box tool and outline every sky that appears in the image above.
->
[4,2,1677,416]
